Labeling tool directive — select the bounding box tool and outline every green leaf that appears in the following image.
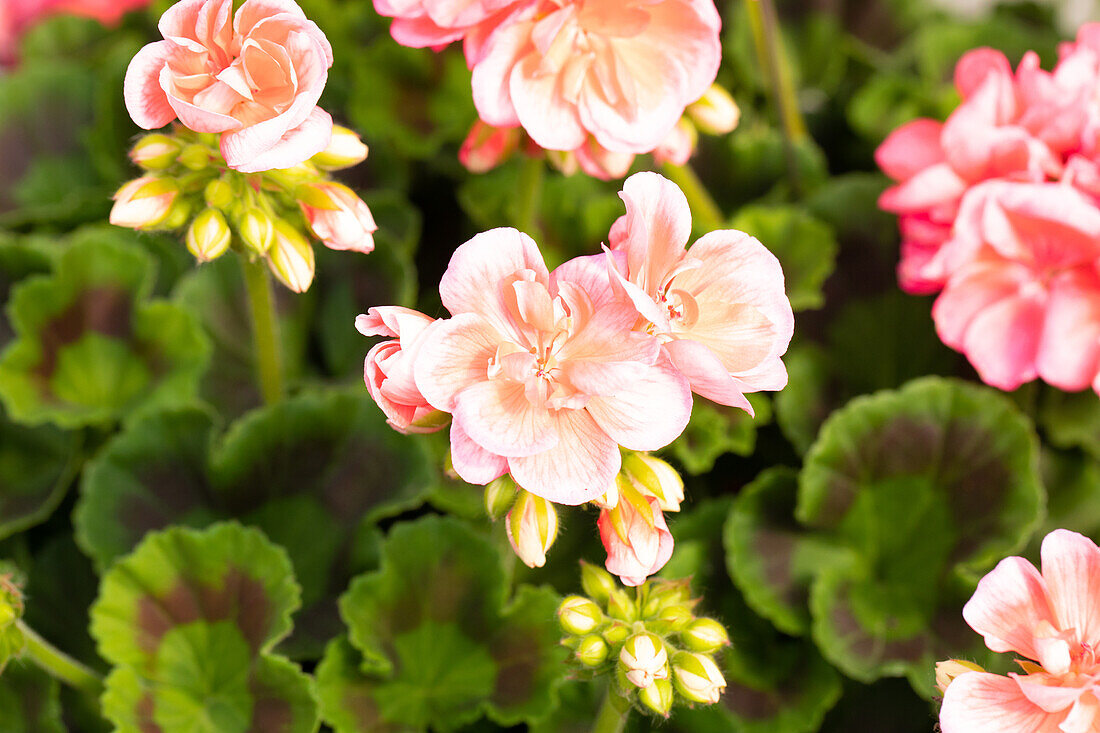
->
[729,205,837,312]
[0,233,210,428]
[0,407,79,541]
[330,516,566,731]
[90,522,318,733]
[663,395,771,475]
[773,344,833,456]
[0,662,64,733]
[1039,387,1100,461]
[799,377,1044,692]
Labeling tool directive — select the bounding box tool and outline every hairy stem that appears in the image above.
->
[241,255,284,405]
[17,621,103,701]
[516,155,546,238]
[591,686,630,733]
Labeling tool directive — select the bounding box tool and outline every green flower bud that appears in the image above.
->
[266,219,315,293]
[638,678,673,718]
[484,475,518,521]
[558,596,603,636]
[602,621,630,647]
[186,208,232,262]
[178,143,212,171]
[159,196,193,230]
[672,651,726,705]
[204,179,235,210]
[681,618,730,653]
[130,133,181,171]
[575,634,609,667]
[622,452,684,512]
[651,603,695,633]
[239,208,275,255]
[580,561,617,605]
[619,632,669,690]
[687,84,741,136]
[311,125,369,170]
[606,587,637,623]
[0,574,25,672]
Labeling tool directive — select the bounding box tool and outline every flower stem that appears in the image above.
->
[591,687,630,733]
[746,0,807,193]
[17,621,103,700]
[661,161,725,232]
[516,155,545,238]
[241,255,284,405]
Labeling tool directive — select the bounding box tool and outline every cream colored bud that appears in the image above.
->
[623,452,684,512]
[109,177,178,229]
[575,634,609,667]
[681,618,730,653]
[239,208,275,255]
[311,126,369,170]
[687,84,741,136]
[267,219,316,293]
[620,633,669,689]
[558,596,603,636]
[935,659,985,694]
[186,208,232,262]
[672,651,726,704]
[580,561,617,605]
[506,491,558,568]
[130,134,180,171]
[638,678,674,718]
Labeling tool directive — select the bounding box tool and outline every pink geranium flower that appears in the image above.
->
[1,0,150,65]
[607,172,794,411]
[940,529,1100,733]
[412,227,692,504]
[371,0,527,65]
[598,492,674,587]
[930,181,1100,393]
[356,306,446,434]
[470,0,721,155]
[123,0,334,172]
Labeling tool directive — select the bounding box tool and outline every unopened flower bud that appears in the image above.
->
[602,621,630,647]
[204,179,235,210]
[580,561,617,605]
[672,651,726,704]
[620,632,669,689]
[558,596,603,636]
[484,475,518,520]
[159,196,193,230]
[652,603,695,633]
[575,634,609,667]
[130,133,180,171]
[623,453,684,512]
[178,143,212,171]
[506,490,558,568]
[0,574,25,672]
[638,678,674,718]
[239,208,275,255]
[935,659,985,694]
[681,618,730,653]
[267,219,316,293]
[311,125,369,170]
[298,182,376,254]
[545,149,578,177]
[459,121,520,174]
[109,177,179,229]
[640,578,692,618]
[186,208,232,262]
[606,587,638,623]
[653,118,698,167]
[687,84,741,136]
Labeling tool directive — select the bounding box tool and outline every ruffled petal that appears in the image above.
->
[1040,529,1100,648]
[508,409,619,505]
[940,672,1065,733]
[962,556,1056,660]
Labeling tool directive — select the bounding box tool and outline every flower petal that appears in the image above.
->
[123,41,177,129]
[225,106,333,172]
[1040,529,1100,648]
[452,379,558,458]
[439,227,548,325]
[508,409,619,505]
[940,672,1064,733]
[581,357,692,450]
[413,314,500,412]
[963,555,1055,660]
[449,419,508,485]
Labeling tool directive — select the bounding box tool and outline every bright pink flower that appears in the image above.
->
[939,529,1100,733]
[1,0,149,65]
[356,306,446,434]
[459,119,521,173]
[930,181,1100,393]
[598,493,673,586]
[412,227,692,504]
[573,137,635,181]
[123,0,334,172]
[607,172,794,411]
[299,182,377,254]
[470,0,721,155]
[371,0,526,64]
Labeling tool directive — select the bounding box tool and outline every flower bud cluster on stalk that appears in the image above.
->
[110,125,375,293]
[0,572,25,673]
[557,565,729,718]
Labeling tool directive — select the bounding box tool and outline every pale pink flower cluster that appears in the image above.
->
[940,529,1100,733]
[124,0,335,172]
[1,0,149,66]
[374,0,723,179]
[358,171,794,584]
[877,26,1100,394]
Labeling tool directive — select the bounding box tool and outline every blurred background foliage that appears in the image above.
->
[0,1,1096,731]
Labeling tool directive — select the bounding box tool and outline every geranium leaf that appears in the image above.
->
[0,662,64,733]
[664,394,770,475]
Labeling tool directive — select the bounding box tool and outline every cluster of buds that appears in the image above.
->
[483,451,684,586]
[557,564,730,718]
[459,83,741,181]
[109,125,376,293]
[0,571,24,673]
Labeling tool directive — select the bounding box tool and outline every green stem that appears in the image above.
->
[241,256,284,405]
[516,155,545,238]
[746,0,807,192]
[17,621,103,700]
[661,161,724,232]
[591,687,630,733]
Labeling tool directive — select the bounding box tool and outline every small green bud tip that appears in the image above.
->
[558,596,603,636]
[580,561,617,605]
[575,634,609,667]
[204,179,235,210]
[681,618,730,653]
[187,208,232,262]
[159,197,193,230]
[267,219,316,293]
[239,208,275,255]
[484,475,518,520]
[602,621,630,647]
[130,133,181,171]
[606,587,638,623]
[178,143,212,171]
[0,575,25,671]
[672,651,726,705]
[638,678,674,718]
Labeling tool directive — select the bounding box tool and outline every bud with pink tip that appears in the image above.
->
[620,632,669,689]
[460,121,520,174]
[109,177,179,229]
[129,134,180,171]
[653,119,698,166]
[506,490,558,568]
[298,182,377,254]
[672,651,726,704]
[598,483,674,586]
[639,678,674,717]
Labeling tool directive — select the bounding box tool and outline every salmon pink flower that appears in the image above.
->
[123,0,335,172]
[413,227,692,504]
[371,0,526,64]
[470,0,721,155]
[598,488,674,586]
[939,529,1100,733]
[298,182,377,254]
[356,306,446,434]
[930,181,1100,393]
[607,172,794,411]
[459,120,521,173]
